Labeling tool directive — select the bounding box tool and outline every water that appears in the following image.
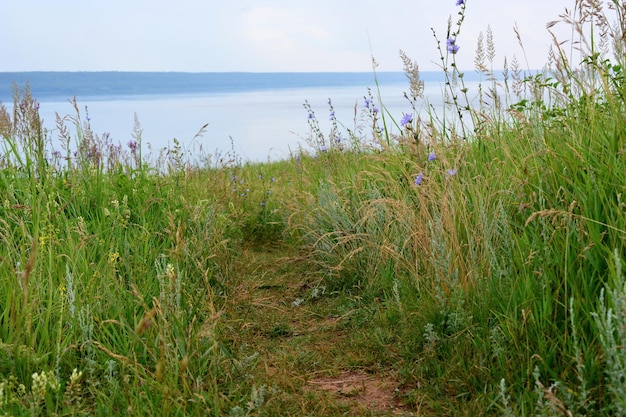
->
[0,72,472,162]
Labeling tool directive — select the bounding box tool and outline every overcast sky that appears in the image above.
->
[1,1,573,73]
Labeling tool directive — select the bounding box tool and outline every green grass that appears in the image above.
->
[1,1,626,415]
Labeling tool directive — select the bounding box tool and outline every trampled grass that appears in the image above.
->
[1,0,626,415]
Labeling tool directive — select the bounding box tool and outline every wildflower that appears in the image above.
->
[31,371,59,404]
[63,368,83,406]
[329,111,335,120]
[320,145,327,152]
[400,113,413,127]
[364,97,371,108]
[447,168,458,177]
[447,38,460,54]
[127,140,138,152]
[372,105,379,114]
[414,172,423,185]
[70,368,83,384]
[166,263,175,281]
[31,372,48,403]
[307,113,315,120]
[456,0,464,5]
[428,151,436,161]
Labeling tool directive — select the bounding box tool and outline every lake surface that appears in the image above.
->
[0,72,478,161]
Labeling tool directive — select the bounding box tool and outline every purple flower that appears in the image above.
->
[329,111,335,120]
[308,113,315,120]
[414,172,423,186]
[372,106,379,114]
[428,151,436,161]
[447,38,460,54]
[446,168,458,177]
[127,140,138,152]
[456,0,464,5]
[400,113,413,127]
[320,145,327,152]
[364,97,371,108]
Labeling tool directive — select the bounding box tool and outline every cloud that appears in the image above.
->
[239,7,331,54]
[0,0,585,72]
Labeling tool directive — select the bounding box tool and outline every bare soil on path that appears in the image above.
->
[224,244,421,416]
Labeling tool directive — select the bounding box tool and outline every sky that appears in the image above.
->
[1,0,574,73]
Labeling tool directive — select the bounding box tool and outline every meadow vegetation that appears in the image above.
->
[1,0,625,415]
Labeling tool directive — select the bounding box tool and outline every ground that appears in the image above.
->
[224,244,421,416]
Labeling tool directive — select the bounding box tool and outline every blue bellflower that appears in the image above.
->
[400,113,413,127]
[447,38,460,54]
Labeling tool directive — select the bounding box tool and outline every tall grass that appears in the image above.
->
[287,0,625,414]
[0,87,271,414]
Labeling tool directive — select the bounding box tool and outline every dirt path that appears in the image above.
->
[224,244,419,416]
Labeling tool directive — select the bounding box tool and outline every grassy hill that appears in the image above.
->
[1,1,625,415]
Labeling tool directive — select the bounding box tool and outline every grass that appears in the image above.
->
[1,0,626,415]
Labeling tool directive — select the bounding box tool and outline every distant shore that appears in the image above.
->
[0,71,486,103]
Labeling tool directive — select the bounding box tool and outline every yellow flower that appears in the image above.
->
[108,252,120,263]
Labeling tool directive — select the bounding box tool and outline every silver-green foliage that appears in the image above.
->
[592,249,626,415]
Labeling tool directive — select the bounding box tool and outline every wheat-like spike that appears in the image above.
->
[510,54,523,98]
[0,103,11,138]
[474,31,487,73]
[513,23,531,70]
[502,56,511,95]
[399,49,424,100]
[486,25,496,64]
